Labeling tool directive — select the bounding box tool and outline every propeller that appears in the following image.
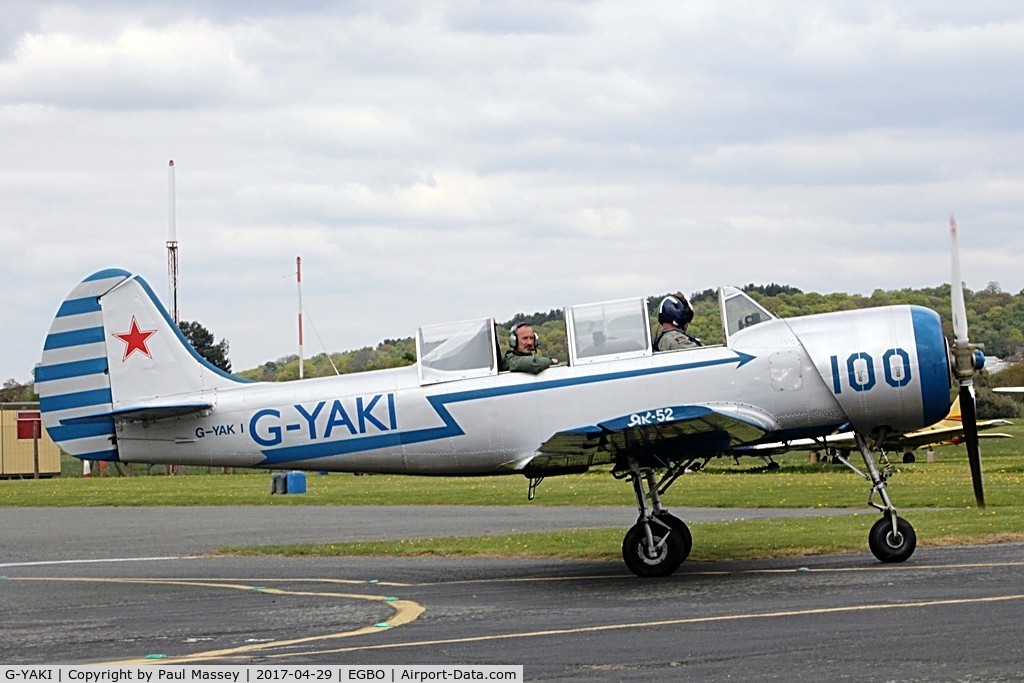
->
[949,215,986,508]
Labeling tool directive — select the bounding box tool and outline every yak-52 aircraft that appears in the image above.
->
[36,220,988,577]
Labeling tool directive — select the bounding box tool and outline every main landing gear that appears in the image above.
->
[620,457,692,577]
[615,431,915,577]
[832,433,916,563]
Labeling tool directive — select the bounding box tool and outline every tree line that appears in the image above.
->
[228,282,1024,418]
[7,284,1024,417]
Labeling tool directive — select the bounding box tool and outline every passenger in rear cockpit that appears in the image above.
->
[654,294,701,351]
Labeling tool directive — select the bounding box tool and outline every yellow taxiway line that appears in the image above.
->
[6,576,424,665]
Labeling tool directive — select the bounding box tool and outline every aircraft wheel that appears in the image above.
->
[868,515,916,563]
[655,512,693,563]
[622,521,685,577]
[903,453,916,463]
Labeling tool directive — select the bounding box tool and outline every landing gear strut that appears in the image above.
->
[621,457,692,577]
[833,433,916,563]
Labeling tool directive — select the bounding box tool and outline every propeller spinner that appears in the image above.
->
[949,215,987,508]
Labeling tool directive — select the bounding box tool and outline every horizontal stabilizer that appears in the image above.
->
[60,402,212,425]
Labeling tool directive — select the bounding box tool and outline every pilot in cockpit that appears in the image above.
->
[501,323,559,374]
[653,294,702,351]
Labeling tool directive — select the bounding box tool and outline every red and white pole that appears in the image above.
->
[297,256,304,379]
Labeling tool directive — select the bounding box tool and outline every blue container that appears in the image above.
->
[285,471,307,494]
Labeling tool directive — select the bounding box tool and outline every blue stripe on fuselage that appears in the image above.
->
[259,351,756,464]
[912,305,952,426]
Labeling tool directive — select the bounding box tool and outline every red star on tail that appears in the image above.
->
[113,316,157,361]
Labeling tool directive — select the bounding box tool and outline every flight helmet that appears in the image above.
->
[658,294,694,329]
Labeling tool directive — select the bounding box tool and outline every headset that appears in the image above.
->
[509,322,539,351]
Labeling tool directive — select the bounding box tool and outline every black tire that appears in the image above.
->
[622,520,685,577]
[903,453,916,463]
[655,512,693,563]
[868,515,916,563]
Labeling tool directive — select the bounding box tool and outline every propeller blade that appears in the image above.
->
[958,382,985,508]
[949,215,969,344]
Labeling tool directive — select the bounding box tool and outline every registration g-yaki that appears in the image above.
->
[35,219,989,577]
[5,671,58,682]
[248,393,398,448]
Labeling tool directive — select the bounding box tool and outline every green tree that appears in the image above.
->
[178,320,232,372]
[0,378,35,402]
[236,282,1024,381]
[990,362,1024,388]
[975,388,1021,418]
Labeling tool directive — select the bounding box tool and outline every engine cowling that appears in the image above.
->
[787,305,952,435]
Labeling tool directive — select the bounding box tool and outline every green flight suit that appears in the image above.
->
[654,328,699,352]
[502,350,554,374]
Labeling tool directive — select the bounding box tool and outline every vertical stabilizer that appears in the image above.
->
[100,273,245,403]
[37,270,247,460]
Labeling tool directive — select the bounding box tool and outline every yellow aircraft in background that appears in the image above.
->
[735,395,1011,464]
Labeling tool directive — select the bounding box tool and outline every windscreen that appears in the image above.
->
[417,318,496,384]
[720,286,776,343]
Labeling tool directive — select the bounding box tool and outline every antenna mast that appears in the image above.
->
[167,159,180,324]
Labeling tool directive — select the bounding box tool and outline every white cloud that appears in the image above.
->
[0,20,264,109]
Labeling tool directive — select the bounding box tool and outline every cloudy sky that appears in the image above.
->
[3,1,1023,382]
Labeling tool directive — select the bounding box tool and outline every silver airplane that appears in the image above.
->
[35,223,986,576]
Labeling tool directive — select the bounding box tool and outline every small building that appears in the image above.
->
[1,402,62,478]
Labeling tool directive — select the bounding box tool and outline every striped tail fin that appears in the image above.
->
[36,269,248,461]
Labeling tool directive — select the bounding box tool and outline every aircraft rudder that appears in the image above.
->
[37,269,132,461]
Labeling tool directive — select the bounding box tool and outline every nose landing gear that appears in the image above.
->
[868,515,917,563]
[833,433,917,564]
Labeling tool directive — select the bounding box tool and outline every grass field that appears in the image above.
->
[3,425,1023,561]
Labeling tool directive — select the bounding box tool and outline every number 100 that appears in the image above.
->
[829,349,911,394]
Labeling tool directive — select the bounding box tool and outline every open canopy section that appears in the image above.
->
[417,317,498,385]
[566,297,652,366]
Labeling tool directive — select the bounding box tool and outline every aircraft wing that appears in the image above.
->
[889,420,1013,449]
[520,404,774,474]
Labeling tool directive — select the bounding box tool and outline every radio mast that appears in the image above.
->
[167,159,180,324]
